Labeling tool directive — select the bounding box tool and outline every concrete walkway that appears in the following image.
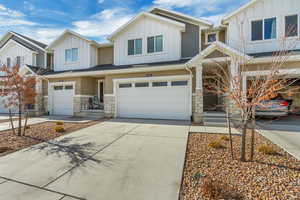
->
[0,119,189,200]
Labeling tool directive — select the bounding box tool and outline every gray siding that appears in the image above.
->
[155,14,200,58]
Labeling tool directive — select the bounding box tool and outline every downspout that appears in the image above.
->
[185,63,194,121]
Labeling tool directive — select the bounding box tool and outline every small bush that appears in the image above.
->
[201,178,222,199]
[25,125,31,129]
[54,126,65,133]
[56,121,64,125]
[208,141,225,149]
[258,145,277,155]
[220,135,230,141]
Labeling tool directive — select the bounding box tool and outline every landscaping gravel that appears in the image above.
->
[180,132,300,200]
[0,120,103,157]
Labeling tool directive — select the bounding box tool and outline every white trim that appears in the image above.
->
[243,68,300,76]
[104,94,115,97]
[113,75,191,118]
[0,39,38,54]
[108,12,185,41]
[74,95,94,98]
[43,63,186,78]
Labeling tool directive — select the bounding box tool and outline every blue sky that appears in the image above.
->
[0,0,249,44]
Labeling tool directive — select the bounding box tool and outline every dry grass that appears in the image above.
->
[54,126,65,133]
[258,144,278,155]
[208,140,225,149]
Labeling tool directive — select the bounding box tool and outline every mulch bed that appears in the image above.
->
[180,132,300,200]
[0,120,104,157]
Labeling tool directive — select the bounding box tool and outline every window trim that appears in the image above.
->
[147,35,163,54]
[128,38,143,56]
[65,48,79,63]
[205,31,219,45]
[251,17,278,42]
[135,82,149,88]
[284,14,299,38]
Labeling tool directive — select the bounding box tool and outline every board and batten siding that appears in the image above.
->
[52,34,92,71]
[0,40,33,66]
[113,16,183,65]
[227,0,300,54]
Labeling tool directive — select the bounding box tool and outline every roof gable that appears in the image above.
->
[47,29,100,49]
[222,0,261,24]
[108,12,185,41]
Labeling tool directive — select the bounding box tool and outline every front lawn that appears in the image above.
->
[0,120,103,157]
[180,132,300,199]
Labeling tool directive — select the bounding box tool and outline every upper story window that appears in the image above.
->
[65,48,78,62]
[251,17,276,41]
[147,35,163,53]
[6,57,11,67]
[285,15,298,37]
[205,32,218,44]
[128,39,142,55]
[16,56,21,66]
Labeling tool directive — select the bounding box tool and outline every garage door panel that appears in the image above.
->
[117,79,190,120]
[51,85,74,116]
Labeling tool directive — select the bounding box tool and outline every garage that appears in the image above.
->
[115,76,191,120]
[50,83,74,115]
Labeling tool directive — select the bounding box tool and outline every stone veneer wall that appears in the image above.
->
[104,95,115,118]
[193,89,204,123]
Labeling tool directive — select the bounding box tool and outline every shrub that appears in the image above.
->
[258,145,278,155]
[220,135,230,141]
[56,121,64,126]
[54,126,65,133]
[208,141,225,149]
[25,125,31,129]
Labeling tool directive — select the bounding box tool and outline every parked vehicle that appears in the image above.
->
[256,95,293,117]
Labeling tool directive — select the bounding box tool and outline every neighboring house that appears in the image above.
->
[43,0,300,122]
[0,31,52,115]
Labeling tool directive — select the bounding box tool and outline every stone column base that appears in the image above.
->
[104,95,115,118]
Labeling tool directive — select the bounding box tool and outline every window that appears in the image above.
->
[26,104,35,110]
[251,20,263,41]
[54,86,63,90]
[135,82,149,87]
[65,48,78,62]
[119,83,132,88]
[6,57,11,67]
[264,18,277,39]
[128,39,142,55]
[152,82,168,87]
[16,56,21,66]
[147,35,163,53]
[65,85,73,90]
[171,81,188,86]
[207,33,217,43]
[285,15,298,37]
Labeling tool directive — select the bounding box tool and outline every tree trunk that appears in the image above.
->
[8,109,16,135]
[23,111,29,136]
[240,121,247,162]
[18,104,22,136]
[226,107,234,159]
[250,116,256,161]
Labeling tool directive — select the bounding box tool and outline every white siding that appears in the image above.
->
[227,0,300,54]
[52,34,92,71]
[90,45,97,67]
[0,40,33,66]
[113,16,183,65]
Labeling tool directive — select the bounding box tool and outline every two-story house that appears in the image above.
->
[43,0,300,122]
[0,31,52,115]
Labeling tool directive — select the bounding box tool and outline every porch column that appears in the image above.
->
[193,63,204,123]
[228,58,241,116]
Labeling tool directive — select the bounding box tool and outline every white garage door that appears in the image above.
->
[117,77,191,120]
[51,84,74,115]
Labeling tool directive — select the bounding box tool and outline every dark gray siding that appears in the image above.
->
[155,14,200,58]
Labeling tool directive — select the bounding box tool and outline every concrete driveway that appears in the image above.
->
[258,115,300,160]
[0,119,190,200]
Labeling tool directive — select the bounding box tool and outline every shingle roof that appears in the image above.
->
[11,31,47,49]
[26,65,51,75]
[43,59,190,76]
